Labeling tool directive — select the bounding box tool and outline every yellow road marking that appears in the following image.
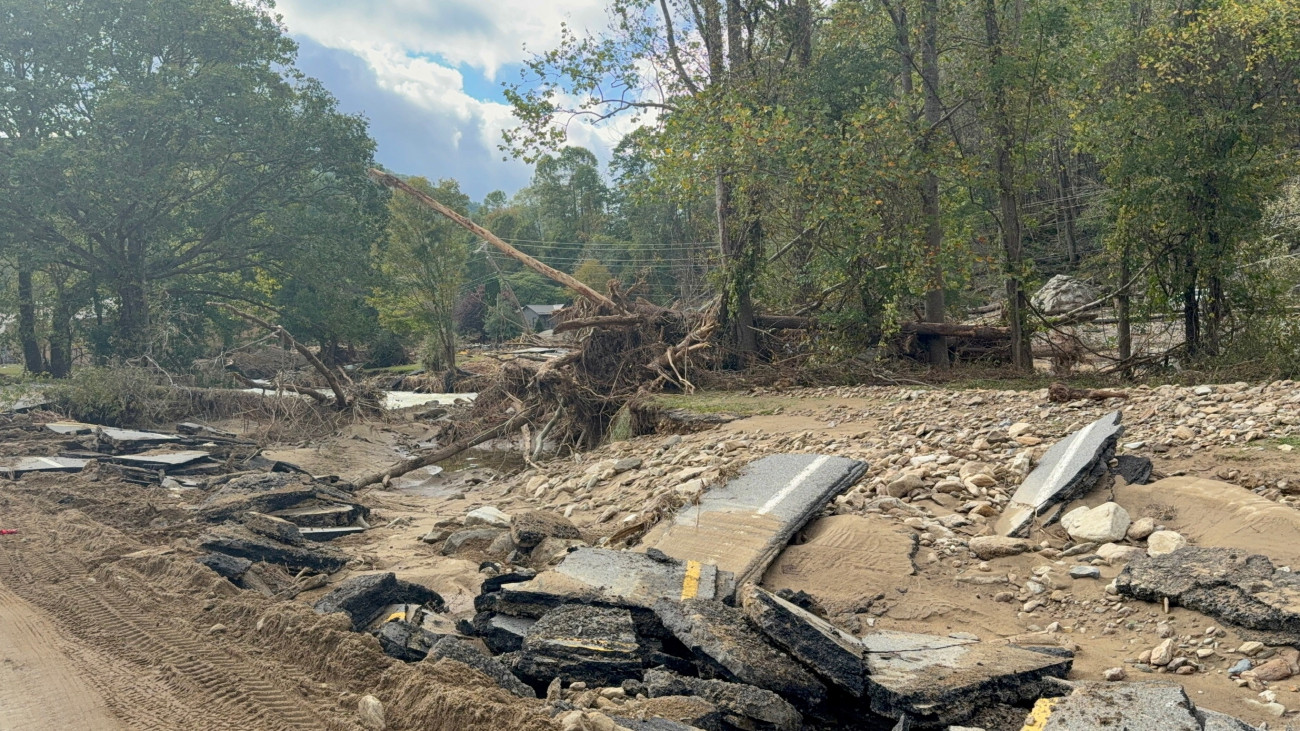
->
[681,560,702,600]
[385,611,406,623]
[1020,697,1057,730]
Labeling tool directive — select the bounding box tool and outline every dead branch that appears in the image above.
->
[1048,382,1130,403]
[754,314,814,330]
[355,408,536,488]
[368,169,620,311]
[211,303,351,408]
[900,321,1011,339]
[228,370,331,406]
[552,314,647,334]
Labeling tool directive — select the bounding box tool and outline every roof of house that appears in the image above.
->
[522,304,566,315]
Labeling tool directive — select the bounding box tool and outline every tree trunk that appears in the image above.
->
[115,279,150,358]
[715,0,758,360]
[920,0,947,368]
[1055,141,1079,266]
[1182,258,1200,359]
[48,284,74,378]
[1116,245,1132,375]
[17,266,44,375]
[985,0,1033,371]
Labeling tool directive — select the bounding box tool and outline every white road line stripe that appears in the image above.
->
[757,455,832,515]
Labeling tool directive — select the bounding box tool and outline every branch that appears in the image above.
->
[228,370,331,406]
[356,408,536,488]
[210,303,351,408]
[368,169,621,311]
[659,0,702,95]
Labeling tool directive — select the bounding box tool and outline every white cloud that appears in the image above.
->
[276,1,635,194]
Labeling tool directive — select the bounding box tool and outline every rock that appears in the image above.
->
[465,506,511,528]
[654,598,827,707]
[1150,638,1175,666]
[1173,426,1196,442]
[996,412,1123,537]
[426,636,536,698]
[511,510,583,550]
[1102,667,1126,681]
[1238,641,1265,656]
[1229,659,1253,675]
[441,528,508,557]
[1061,502,1131,544]
[1031,274,1096,316]
[1126,517,1156,541]
[241,511,303,545]
[613,696,721,731]
[513,604,643,688]
[643,669,801,731]
[1244,657,1294,682]
[1097,543,1145,565]
[739,584,866,697]
[1008,423,1033,438]
[1069,566,1101,580]
[968,536,1033,560]
[358,695,385,730]
[313,573,443,631]
[885,473,924,498]
[1146,531,1187,556]
[613,458,642,473]
[1117,547,1300,643]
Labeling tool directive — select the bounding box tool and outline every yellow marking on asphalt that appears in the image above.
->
[681,560,702,600]
[385,611,406,623]
[1020,697,1057,730]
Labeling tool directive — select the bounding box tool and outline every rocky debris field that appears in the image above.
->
[6,379,1300,729]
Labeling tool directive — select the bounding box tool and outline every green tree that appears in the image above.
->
[0,0,377,359]
[572,259,615,296]
[372,177,472,372]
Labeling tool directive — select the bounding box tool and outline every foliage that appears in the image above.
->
[371,177,472,372]
[484,294,523,342]
[572,259,615,295]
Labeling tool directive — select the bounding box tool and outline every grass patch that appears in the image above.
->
[0,363,25,378]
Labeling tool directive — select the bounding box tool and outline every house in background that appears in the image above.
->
[521,304,565,332]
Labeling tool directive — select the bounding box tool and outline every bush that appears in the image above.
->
[365,332,408,369]
[46,366,168,426]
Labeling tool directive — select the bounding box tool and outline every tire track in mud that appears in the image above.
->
[0,532,326,731]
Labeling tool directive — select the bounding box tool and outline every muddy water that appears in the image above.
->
[389,448,527,498]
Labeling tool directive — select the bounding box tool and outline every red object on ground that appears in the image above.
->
[0,529,17,535]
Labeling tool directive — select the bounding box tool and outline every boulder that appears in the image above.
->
[441,528,509,557]
[511,510,583,550]
[1147,530,1187,556]
[465,506,511,528]
[1061,502,1131,544]
[1031,274,1096,316]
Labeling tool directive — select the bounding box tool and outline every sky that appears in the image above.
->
[275,1,616,200]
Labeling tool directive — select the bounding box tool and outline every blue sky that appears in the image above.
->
[275,0,616,200]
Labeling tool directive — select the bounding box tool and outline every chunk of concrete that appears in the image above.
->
[511,510,582,549]
[493,547,734,618]
[860,631,1072,726]
[199,529,346,574]
[426,636,536,698]
[643,668,801,731]
[313,572,443,631]
[1023,681,1253,730]
[996,411,1123,537]
[513,604,643,687]
[740,584,866,697]
[639,454,869,585]
[653,598,826,707]
[1116,547,1300,642]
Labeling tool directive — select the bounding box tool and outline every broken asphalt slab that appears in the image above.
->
[739,584,866,697]
[997,411,1123,537]
[313,572,443,631]
[1117,546,1300,643]
[860,630,1072,726]
[200,529,347,574]
[1022,681,1253,730]
[512,603,644,688]
[492,547,735,618]
[4,456,90,476]
[426,636,536,698]
[639,453,869,585]
[653,597,827,707]
[643,668,802,731]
